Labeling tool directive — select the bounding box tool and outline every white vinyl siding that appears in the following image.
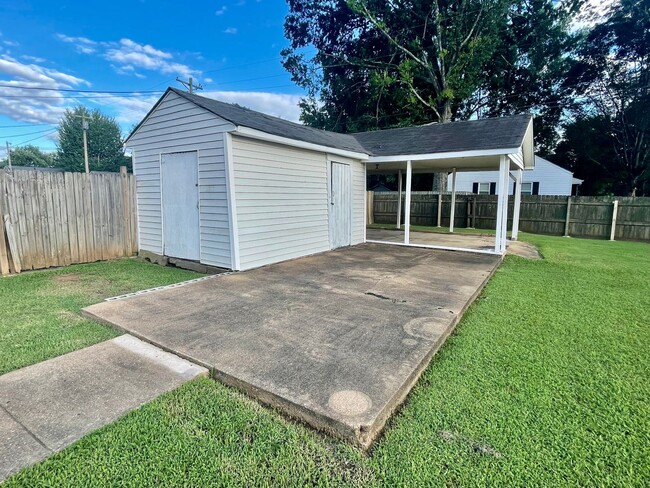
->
[447,156,575,196]
[231,136,331,270]
[127,91,234,268]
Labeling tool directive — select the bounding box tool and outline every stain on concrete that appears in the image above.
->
[328,390,373,417]
[403,316,452,341]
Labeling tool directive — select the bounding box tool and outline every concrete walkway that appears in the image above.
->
[0,335,208,482]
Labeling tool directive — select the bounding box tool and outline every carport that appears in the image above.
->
[359,115,535,255]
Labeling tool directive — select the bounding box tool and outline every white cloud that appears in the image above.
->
[202,90,302,121]
[92,94,161,127]
[105,38,194,77]
[0,55,89,124]
[22,55,46,63]
[55,34,199,79]
[55,34,98,54]
[215,5,227,15]
[223,27,238,35]
[96,90,303,131]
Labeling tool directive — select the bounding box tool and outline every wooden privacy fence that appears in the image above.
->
[0,167,138,275]
[372,192,650,241]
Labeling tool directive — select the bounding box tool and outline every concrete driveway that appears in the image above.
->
[84,243,501,448]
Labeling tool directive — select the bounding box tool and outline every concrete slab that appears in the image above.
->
[0,408,50,480]
[83,243,501,448]
[367,227,496,251]
[367,228,542,259]
[0,335,208,482]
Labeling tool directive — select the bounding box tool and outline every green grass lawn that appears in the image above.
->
[4,236,650,486]
[0,259,201,375]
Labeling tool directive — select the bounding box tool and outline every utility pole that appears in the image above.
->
[82,117,90,174]
[5,141,11,170]
[176,76,203,94]
[75,114,90,174]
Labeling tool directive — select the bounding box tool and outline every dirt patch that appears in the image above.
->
[52,273,84,283]
[507,241,542,259]
[46,273,116,299]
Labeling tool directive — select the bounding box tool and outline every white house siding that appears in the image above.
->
[230,136,333,270]
[127,91,234,268]
[447,157,574,196]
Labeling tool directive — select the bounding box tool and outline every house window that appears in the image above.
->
[477,182,491,194]
[520,182,533,195]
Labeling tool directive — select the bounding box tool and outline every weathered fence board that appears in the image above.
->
[372,191,650,241]
[0,168,138,275]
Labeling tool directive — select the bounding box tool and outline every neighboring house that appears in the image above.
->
[369,183,392,192]
[447,156,582,196]
[125,88,534,270]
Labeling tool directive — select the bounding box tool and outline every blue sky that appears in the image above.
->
[0,0,306,155]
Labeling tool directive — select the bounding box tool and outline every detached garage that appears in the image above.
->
[126,87,534,271]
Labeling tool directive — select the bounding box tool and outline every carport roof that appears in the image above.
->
[129,88,532,160]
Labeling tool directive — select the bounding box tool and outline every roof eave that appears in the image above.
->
[231,126,370,160]
[366,147,523,164]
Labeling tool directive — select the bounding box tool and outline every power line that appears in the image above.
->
[0,123,55,128]
[1,128,59,138]
[13,130,58,146]
[0,84,164,94]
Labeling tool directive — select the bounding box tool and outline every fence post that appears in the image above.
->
[436,193,442,227]
[564,196,572,237]
[120,166,132,255]
[0,172,10,275]
[366,191,374,225]
[472,197,477,228]
[610,200,618,241]
[396,170,402,229]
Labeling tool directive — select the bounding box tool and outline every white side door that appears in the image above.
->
[161,151,200,260]
[329,162,352,249]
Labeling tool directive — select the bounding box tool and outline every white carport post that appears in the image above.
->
[404,160,412,244]
[511,168,523,241]
[494,155,509,254]
[396,170,403,229]
[449,168,457,233]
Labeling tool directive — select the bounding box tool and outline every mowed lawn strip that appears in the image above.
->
[4,235,649,486]
[0,259,201,375]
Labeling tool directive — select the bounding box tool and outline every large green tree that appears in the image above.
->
[564,0,650,195]
[282,0,579,189]
[464,0,581,153]
[283,0,510,132]
[0,145,54,168]
[56,106,131,173]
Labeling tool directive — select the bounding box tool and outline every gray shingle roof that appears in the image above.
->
[352,115,532,156]
[152,89,532,157]
[169,88,366,153]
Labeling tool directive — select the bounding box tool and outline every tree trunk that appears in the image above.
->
[432,100,452,192]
